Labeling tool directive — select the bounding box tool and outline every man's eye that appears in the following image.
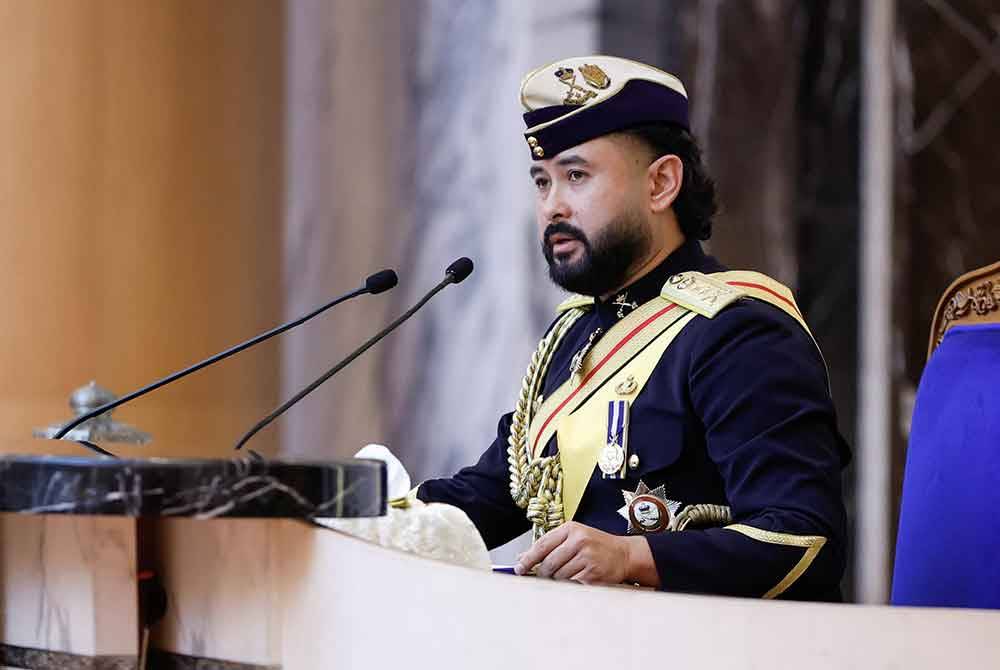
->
[534,178,549,190]
[568,170,586,182]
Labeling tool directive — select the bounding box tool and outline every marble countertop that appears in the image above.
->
[0,454,385,519]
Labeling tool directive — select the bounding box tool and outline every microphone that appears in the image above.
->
[362,269,398,294]
[234,257,474,451]
[445,257,473,283]
[51,269,399,448]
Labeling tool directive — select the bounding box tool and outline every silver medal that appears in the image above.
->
[598,439,626,476]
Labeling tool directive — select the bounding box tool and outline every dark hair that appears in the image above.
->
[616,123,718,241]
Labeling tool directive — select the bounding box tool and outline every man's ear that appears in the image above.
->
[648,155,683,213]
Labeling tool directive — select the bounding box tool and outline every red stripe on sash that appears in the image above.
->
[725,281,801,317]
[530,303,678,455]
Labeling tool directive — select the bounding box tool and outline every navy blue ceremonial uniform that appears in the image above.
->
[418,240,850,600]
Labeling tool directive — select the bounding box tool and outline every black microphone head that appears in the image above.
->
[445,257,474,284]
[365,269,398,294]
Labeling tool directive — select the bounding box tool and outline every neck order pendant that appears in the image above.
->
[569,327,603,379]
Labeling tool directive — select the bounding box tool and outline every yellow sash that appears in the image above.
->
[557,309,698,521]
[527,300,691,460]
[529,270,815,523]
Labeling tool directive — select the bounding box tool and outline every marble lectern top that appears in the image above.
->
[0,454,386,519]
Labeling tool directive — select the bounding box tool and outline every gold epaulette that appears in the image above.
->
[555,293,594,313]
[660,272,744,318]
[556,271,809,331]
[661,270,811,335]
[928,260,1000,359]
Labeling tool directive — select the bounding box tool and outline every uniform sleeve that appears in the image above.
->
[415,412,530,550]
[646,301,849,600]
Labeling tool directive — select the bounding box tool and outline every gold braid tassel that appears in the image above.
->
[524,456,565,540]
[507,308,585,539]
[673,504,732,531]
[506,308,734,540]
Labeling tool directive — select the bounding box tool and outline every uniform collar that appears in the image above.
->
[594,239,716,325]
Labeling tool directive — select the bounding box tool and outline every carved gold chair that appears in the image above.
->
[892,260,1000,608]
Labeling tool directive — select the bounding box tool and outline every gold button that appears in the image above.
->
[615,375,638,395]
[628,454,640,469]
[526,136,538,147]
[533,146,545,158]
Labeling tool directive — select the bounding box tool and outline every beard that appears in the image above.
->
[541,208,651,297]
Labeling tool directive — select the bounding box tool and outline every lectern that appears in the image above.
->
[2,453,999,670]
[0,454,385,669]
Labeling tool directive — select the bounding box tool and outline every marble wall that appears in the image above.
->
[383,0,598,479]
[280,0,409,461]
[281,0,599,482]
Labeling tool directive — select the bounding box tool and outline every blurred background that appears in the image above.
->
[2,0,998,603]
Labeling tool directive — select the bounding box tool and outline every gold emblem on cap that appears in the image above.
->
[553,66,597,106]
[579,64,611,90]
[532,146,545,158]
[526,136,538,147]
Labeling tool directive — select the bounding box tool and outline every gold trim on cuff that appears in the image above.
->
[389,485,422,509]
[724,523,828,599]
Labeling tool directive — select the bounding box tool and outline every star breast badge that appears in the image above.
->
[617,481,682,534]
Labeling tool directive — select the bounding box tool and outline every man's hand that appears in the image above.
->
[513,521,661,587]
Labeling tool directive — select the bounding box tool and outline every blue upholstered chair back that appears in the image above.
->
[891,323,1000,608]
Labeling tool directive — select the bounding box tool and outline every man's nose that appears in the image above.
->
[540,184,571,223]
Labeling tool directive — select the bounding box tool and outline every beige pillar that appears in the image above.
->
[858,0,895,604]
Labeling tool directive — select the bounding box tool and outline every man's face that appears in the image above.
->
[530,135,653,297]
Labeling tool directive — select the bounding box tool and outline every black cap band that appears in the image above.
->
[523,79,689,160]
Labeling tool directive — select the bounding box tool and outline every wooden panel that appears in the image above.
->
[0,1,284,458]
[149,518,281,665]
[0,514,137,656]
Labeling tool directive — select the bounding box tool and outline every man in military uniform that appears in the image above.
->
[414,56,850,600]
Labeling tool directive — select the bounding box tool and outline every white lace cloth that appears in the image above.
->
[316,445,492,571]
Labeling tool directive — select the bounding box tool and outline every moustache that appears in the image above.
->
[543,222,587,248]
